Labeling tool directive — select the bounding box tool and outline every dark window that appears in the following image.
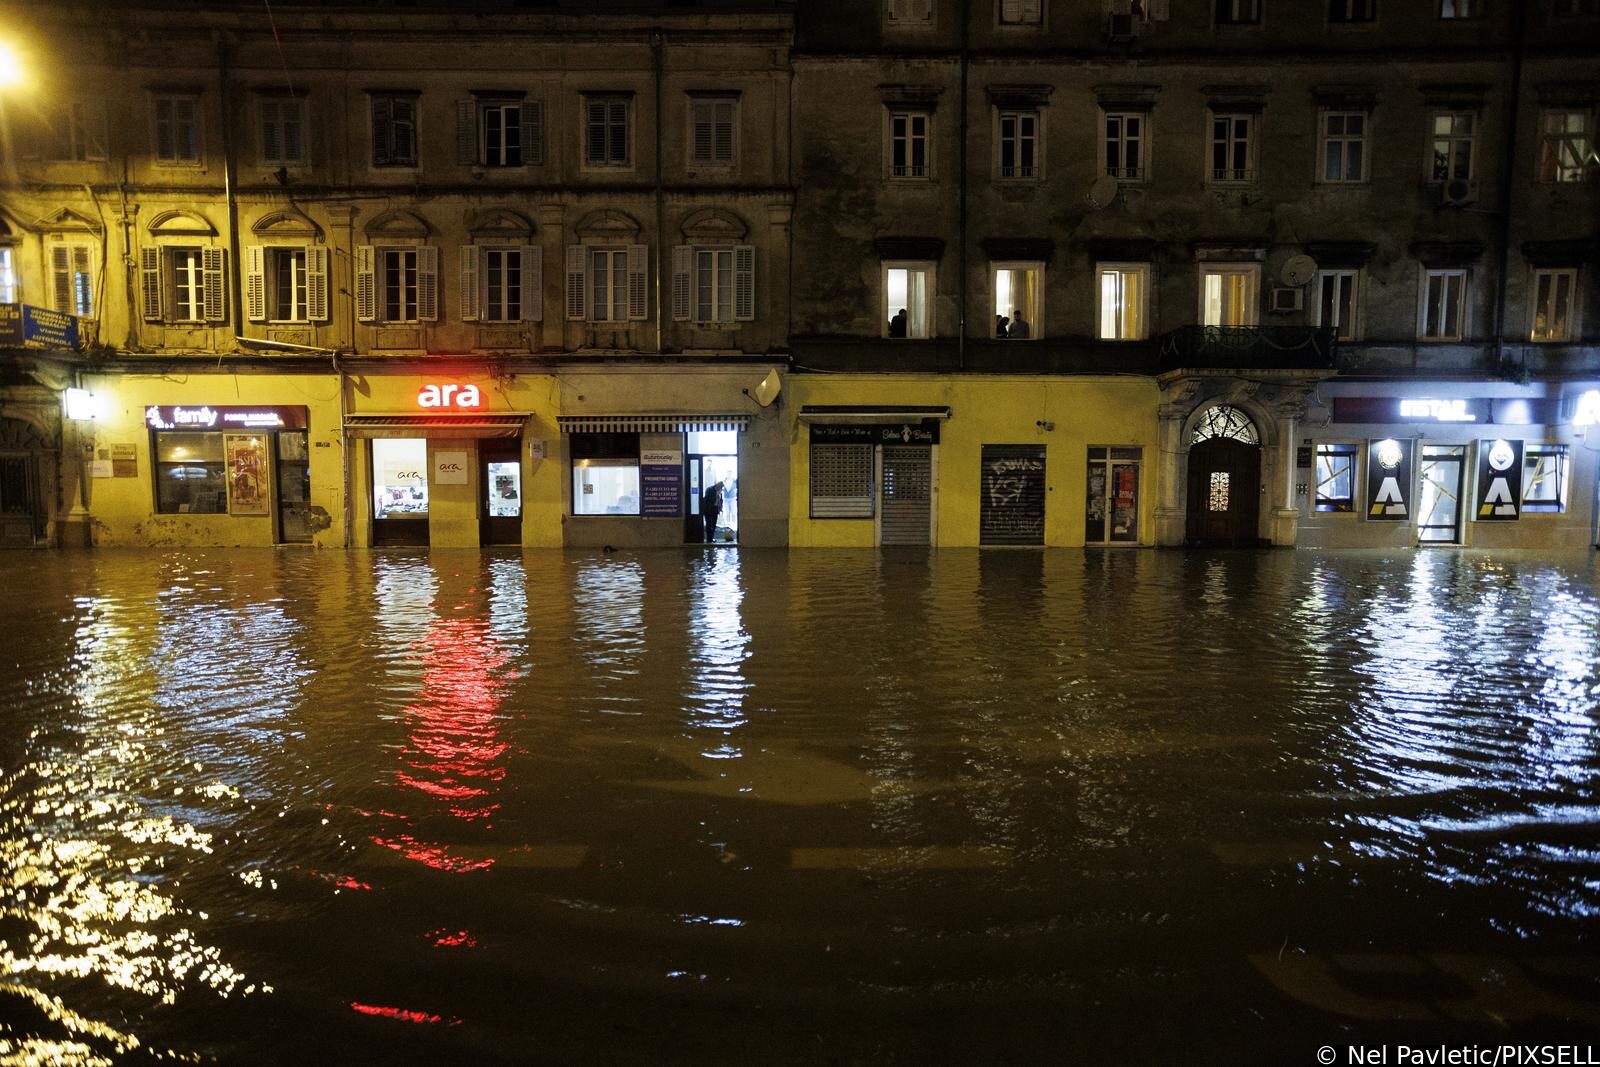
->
[1315,444,1357,512]
[1216,0,1261,24]
[1522,445,1569,512]
[372,93,418,167]
[154,431,226,514]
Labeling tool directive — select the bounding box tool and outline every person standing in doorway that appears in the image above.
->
[701,479,724,543]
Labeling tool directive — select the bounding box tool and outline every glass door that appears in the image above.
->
[1087,447,1141,544]
[685,430,738,545]
[1418,445,1465,544]
[276,431,312,544]
[480,440,522,546]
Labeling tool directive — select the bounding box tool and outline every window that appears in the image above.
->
[1200,264,1259,326]
[1215,0,1261,24]
[1531,268,1577,342]
[153,95,201,164]
[1328,0,1375,21]
[1539,110,1593,183]
[459,95,542,168]
[1104,112,1146,181]
[571,433,640,516]
[591,248,632,322]
[1554,0,1598,14]
[1430,112,1474,182]
[998,0,1042,23]
[245,246,329,324]
[270,249,307,322]
[483,102,523,167]
[154,432,226,514]
[1522,445,1569,513]
[1421,268,1467,341]
[485,249,523,322]
[811,442,874,518]
[997,110,1039,179]
[0,248,15,303]
[565,245,646,323]
[462,246,542,324]
[886,0,934,26]
[1097,263,1149,341]
[140,246,226,324]
[1320,111,1367,182]
[585,97,631,168]
[355,246,439,324]
[1209,113,1254,182]
[373,438,428,519]
[883,262,934,339]
[42,101,107,162]
[1439,0,1480,16]
[671,245,755,325]
[260,97,307,166]
[371,93,418,167]
[993,262,1042,339]
[889,110,931,179]
[1314,270,1359,341]
[51,245,95,318]
[1314,443,1358,512]
[690,97,737,168]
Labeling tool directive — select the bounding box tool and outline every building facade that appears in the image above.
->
[1,0,1597,551]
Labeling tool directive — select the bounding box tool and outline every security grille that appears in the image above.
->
[979,444,1046,546]
[811,443,874,518]
[880,445,931,545]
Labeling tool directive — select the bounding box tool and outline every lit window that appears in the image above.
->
[1216,0,1260,24]
[1315,270,1359,341]
[585,97,631,168]
[1097,263,1149,341]
[1421,268,1467,341]
[0,248,15,304]
[886,0,934,26]
[690,97,737,167]
[883,262,935,339]
[170,249,205,322]
[997,110,1039,179]
[1554,0,1598,14]
[154,431,226,514]
[260,97,306,165]
[993,262,1042,339]
[1530,268,1577,342]
[1104,112,1146,181]
[371,93,418,167]
[889,110,931,179]
[1208,471,1231,511]
[571,433,640,516]
[1538,110,1593,183]
[1200,264,1259,326]
[1522,445,1569,512]
[153,95,201,164]
[1430,112,1475,182]
[1439,0,1481,17]
[1209,113,1254,182]
[1315,443,1357,512]
[1320,112,1367,183]
[140,246,225,324]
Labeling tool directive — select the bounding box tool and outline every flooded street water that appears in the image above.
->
[1,547,1598,1063]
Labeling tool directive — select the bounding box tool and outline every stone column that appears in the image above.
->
[1155,376,1200,546]
[535,204,565,353]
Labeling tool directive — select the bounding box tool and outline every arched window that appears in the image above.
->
[1191,405,1259,445]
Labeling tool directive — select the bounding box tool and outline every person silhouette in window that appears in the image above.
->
[888,308,908,338]
[995,314,1009,338]
[1009,309,1030,338]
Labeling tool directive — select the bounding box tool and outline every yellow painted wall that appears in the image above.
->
[788,374,1162,548]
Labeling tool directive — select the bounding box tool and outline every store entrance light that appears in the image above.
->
[1573,390,1600,428]
[64,388,98,421]
[0,42,24,89]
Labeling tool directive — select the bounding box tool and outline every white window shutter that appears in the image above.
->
[456,100,478,165]
[52,247,73,314]
[356,245,376,323]
[734,245,755,322]
[1002,0,1021,20]
[306,246,330,321]
[521,246,542,322]
[202,248,227,323]
[626,244,648,321]
[523,101,543,165]
[565,245,587,320]
[671,245,693,321]
[140,247,163,322]
[460,246,480,322]
[417,245,439,322]
[245,245,267,322]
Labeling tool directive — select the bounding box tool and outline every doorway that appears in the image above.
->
[371,438,429,546]
[1418,445,1466,544]
[880,444,932,545]
[276,431,312,544]
[1087,446,1141,544]
[686,430,738,544]
[480,440,523,546]
[1185,406,1261,547]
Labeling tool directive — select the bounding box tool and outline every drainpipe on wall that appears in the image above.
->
[217,32,245,342]
[653,30,665,357]
[1492,4,1527,377]
[957,0,969,372]
[335,353,351,549]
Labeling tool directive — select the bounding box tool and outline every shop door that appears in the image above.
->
[1418,446,1465,544]
[880,445,931,545]
[276,431,312,544]
[372,438,429,546]
[480,441,523,546]
[0,453,41,547]
[1087,447,1141,544]
[1186,439,1261,547]
[685,432,739,545]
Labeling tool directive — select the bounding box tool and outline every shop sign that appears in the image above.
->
[434,450,469,485]
[145,405,308,430]
[0,304,19,346]
[0,304,80,350]
[225,434,270,516]
[1475,439,1522,521]
[640,449,682,517]
[417,384,482,409]
[1365,438,1414,521]
[96,444,138,477]
[808,420,940,445]
[1333,397,1488,424]
[383,460,425,487]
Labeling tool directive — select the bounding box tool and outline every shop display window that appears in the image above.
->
[1522,445,1569,513]
[372,438,429,518]
[1315,443,1358,512]
[154,432,227,514]
[571,432,640,516]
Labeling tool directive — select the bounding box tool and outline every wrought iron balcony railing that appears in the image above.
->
[1158,325,1336,373]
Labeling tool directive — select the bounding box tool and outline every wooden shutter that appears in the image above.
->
[202,248,226,323]
[1001,0,1021,20]
[565,245,587,320]
[626,245,648,321]
[692,101,713,164]
[586,100,607,165]
[372,95,392,165]
[261,100,281,163]
[51,247,72,313]
[521,246,542,322]
[356,245,376,322]
[306,246,330,321]
[671,245,693,321]
[456,99,477,165]
[734,245,755,321]
[71,247,92,317]
[714,101,735,163]
[460,246,480,322]
[523,101,543,165]
[417,245,439,322]
[245,245,267,322]
[140,247,164,322]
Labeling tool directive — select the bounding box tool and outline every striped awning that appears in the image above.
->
[344,414,529,439]
[556,414,753,434]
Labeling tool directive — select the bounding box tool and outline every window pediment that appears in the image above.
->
[41,208,103,235]
[363,209,431,239]
[468,208,535,239]
[147,209,218,237]
[252,209,321,241]
[574,209,642,241]
[879,84,944,110]
[680,208,748,243]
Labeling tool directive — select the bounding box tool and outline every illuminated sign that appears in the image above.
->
[1365,438,1414,521]
[1399,399,1476,422]
[417,384,482,409]
[1475,438,1522,521]
[145,405,307,430]
[1574,391,1600,427]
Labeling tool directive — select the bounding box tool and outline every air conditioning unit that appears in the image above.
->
[1439,178,1477,207]
[1269,287,1304,313]
[1105,13,1140,40]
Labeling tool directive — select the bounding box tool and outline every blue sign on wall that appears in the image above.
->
[640,449,683,517]
[0,304,21,346]
[1,305,81,351]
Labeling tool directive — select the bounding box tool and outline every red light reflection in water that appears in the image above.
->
[428,928,479,949]
[350,1001,462,1026]
[370,615,511,872]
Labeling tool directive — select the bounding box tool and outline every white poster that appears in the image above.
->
[434,450,469,485]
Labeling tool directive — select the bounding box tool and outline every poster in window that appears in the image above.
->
[1474,438,1522,521]
[225,434,270,516]
[1364,438,1413,521]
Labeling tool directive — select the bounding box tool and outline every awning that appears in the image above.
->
[344,414,529,439]
[798,405,951,424]
[556,414,752,433]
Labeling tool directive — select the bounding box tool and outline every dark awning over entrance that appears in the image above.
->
[798,405,951,424]
[556,414,752,433]
[344,414,529,439]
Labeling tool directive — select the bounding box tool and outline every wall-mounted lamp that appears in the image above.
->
[1035,420,1055,432]
[64,388,98,421]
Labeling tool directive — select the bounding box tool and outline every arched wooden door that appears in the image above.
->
[1185,406,1262,547]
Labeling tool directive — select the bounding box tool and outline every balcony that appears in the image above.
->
[1158,325,1336,374]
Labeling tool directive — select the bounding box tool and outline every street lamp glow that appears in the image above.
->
[0,43,23,88]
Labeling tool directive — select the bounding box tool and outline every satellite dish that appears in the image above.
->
[1085,174,1119,211]
[751,369,781,408]
[1281,254,1318,288]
